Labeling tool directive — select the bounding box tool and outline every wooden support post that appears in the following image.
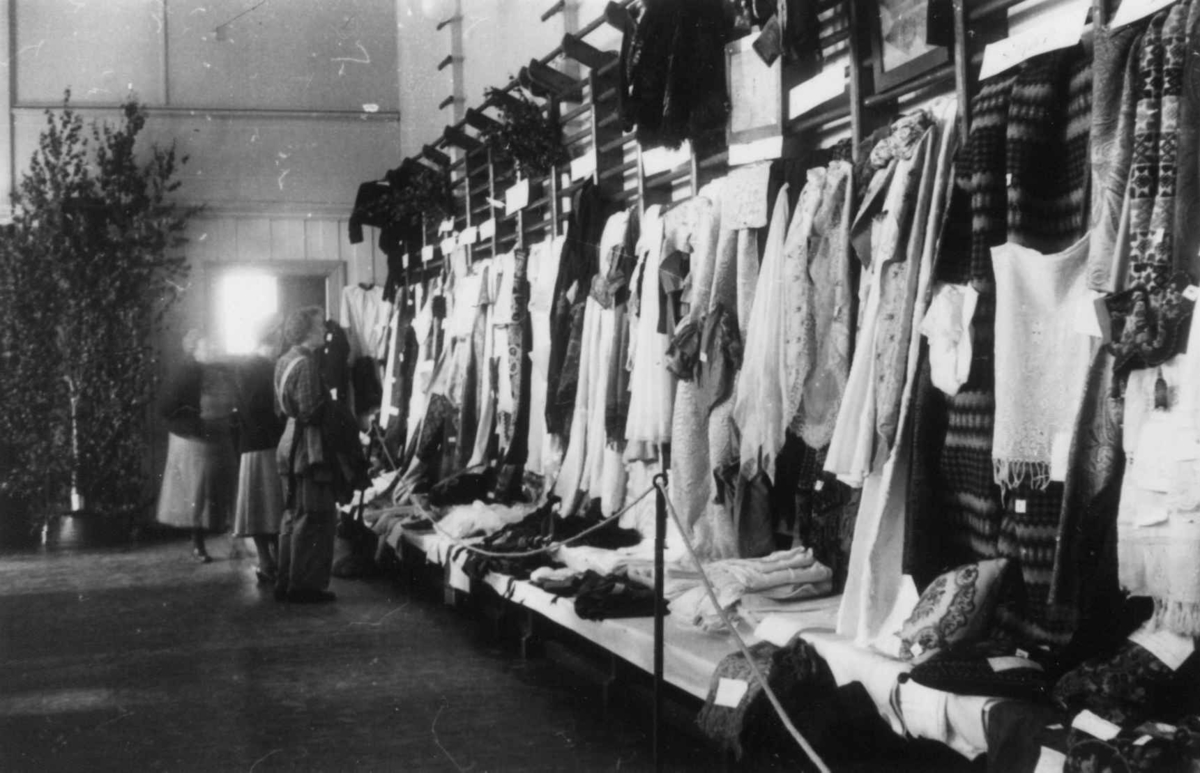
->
[846,0,870,162]
[652,471,668,772]
[952,0,971,140]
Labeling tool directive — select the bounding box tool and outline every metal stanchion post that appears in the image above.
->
[652,471,668,771]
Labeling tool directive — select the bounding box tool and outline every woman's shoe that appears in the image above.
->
[192,549,212,564]
[255,568,277,585]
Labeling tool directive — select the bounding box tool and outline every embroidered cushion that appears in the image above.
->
[898,558,1010,660]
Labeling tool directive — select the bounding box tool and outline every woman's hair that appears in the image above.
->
[182,328,205,356]
[282,306,325,349]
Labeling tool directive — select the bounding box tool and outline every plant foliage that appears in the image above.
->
[0,92,195,521]
[480,87,567,176]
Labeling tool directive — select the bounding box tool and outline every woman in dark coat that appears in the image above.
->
[156,330,224,562]
[274,307,339,603]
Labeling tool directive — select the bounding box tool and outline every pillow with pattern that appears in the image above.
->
[898,558,1009,661]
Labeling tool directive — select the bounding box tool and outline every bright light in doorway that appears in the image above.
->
[217,271,278,355]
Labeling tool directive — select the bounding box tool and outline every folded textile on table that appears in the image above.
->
[573,570,667,620]
[669,547,833,633]
[436,500,539,540]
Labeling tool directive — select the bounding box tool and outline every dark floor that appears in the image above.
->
[0,532,741,772]
[0,528,980,772]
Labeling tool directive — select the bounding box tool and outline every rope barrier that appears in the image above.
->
[653,479,833,773]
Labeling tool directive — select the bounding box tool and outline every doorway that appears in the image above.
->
[206,261,345,356]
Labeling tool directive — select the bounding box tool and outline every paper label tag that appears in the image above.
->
[438,218,454,234]
[729,135,784,166]
[1111,0,1179,29]
[1015,499,1027,514]
[988,656,1043,672]
[461,225,478,244]
[1133,735,1153,746]
[479,219,496,240]
[978,0,1090,80]
[641,141,691,177]
[1050,431,1072,482]
[505,179,530,212]
[440,237,456,256]
[570,150,597,182]
[421,245,434,262]
[1072,710,1122,741]
[753,615,806,647]
[714,678,750,708]
[814,480,824,491]
[1135,416,1180,493]
[1033,747,1067,773]
[402,252,410,269]
[1184,285,1200,302]
[1129,628,1196,670]
[788,65,847,120]
[488,196,505,210]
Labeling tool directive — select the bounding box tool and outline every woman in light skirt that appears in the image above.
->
[232,324,286,583]
[156,330,225,561]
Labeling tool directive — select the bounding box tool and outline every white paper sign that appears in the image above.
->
[1111,0,1180,30]
[641,141,691,177]
[1072,710,1122,741]
[978,0,1090,81]
[788,65,847,120]
[1072,291,1108,339]
[438,218,455,234]
[1033,747,1067,773]
[988,656,1043,672]
[421,245,434,262]
[1135,417,1179,493]
[570,150,597,182]
[713,678,750,708]
[1129,627,1196,670]
[448,558,470,592]
[440,237,456,256]
[479,219,496,240]
[753,615,806,647]
[461,225,478,245]
[729,135,784,167]
[1050,431,1072,482]
[505,179,530,212]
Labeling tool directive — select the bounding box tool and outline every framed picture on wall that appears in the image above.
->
[868,0,950,93]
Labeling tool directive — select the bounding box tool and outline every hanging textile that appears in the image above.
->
[1117,304,1200,636]
[624,205,677,462]
[547,181,610,438]
[667,182,726,561]
[990,237,1092,492]
[836,100,958,646]
[826,114,933,488]
[555,211,633,514]
[525,237,565,482]
[1106,3,1196,383]
[790,160,854,450]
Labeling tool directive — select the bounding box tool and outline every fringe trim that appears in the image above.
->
[1150,598,1200,638]
[993,458,1052,493]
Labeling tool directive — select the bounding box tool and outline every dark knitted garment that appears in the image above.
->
[696,640,838,759]
[618,0,731,150]
[1006,47,1094,253]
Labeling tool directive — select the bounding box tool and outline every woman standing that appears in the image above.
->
[274,307,338,603]
[232,323,286,583]
[156,329,224,562]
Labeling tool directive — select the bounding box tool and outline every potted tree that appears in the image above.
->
[0,92,195,548]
